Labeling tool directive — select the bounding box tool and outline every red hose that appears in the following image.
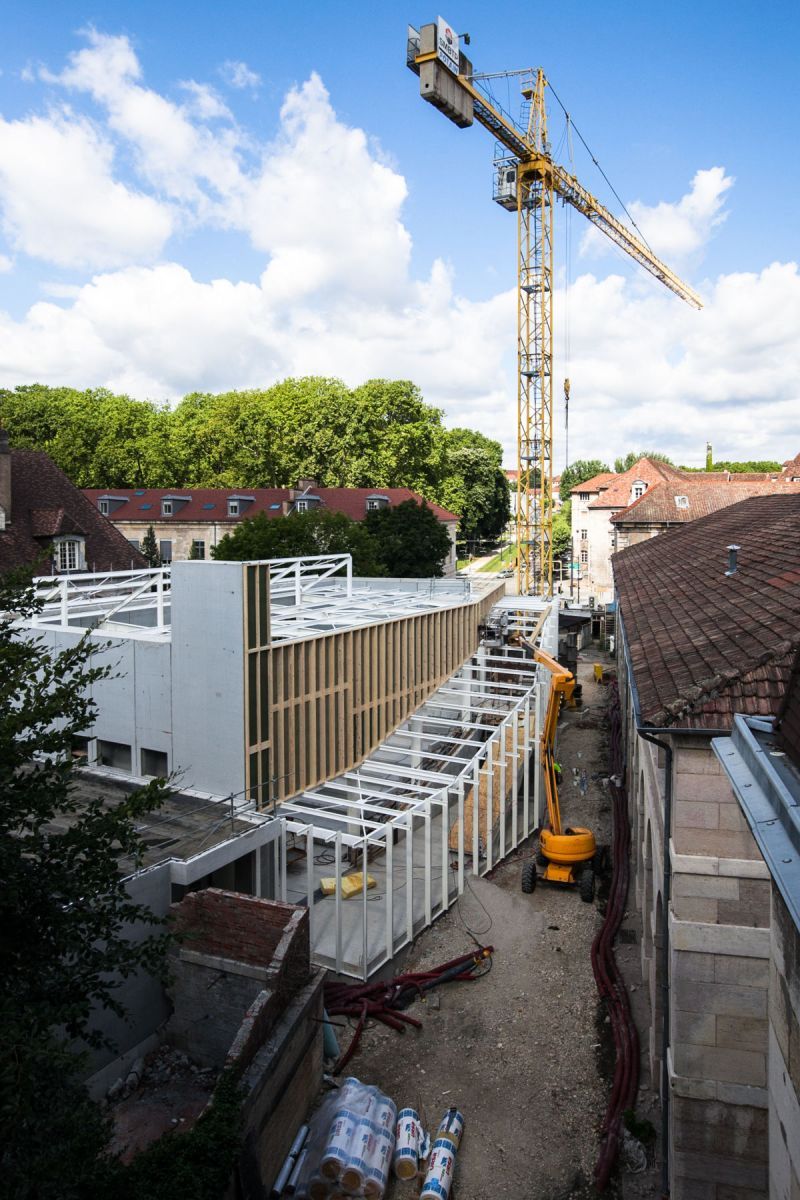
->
[592,682,640,1189]
[325,946,493,1074]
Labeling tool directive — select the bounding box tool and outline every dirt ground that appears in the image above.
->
[327,651,662,1200]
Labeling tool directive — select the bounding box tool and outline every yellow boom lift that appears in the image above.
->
[523,647,597,899]
[406,20,701,596]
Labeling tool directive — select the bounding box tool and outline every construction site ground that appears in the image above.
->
[334,649,661,1200]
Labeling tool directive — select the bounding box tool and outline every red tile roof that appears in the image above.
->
[777,648,800,765]
[783,452,800,480]
[82,486,460,524]
[612,480,800,525]
[0,449,146,576]
[613,493,800,729]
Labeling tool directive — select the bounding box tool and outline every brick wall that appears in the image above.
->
[167,890,310,1070]
[171,888,310,995]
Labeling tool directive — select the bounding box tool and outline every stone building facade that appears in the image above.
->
[614,492,800,1197]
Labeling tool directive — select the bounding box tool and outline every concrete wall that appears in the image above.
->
[768,887,800,1200]
[171,561,246,798]
[40,627,173,779]
[84,863,173,1083]
[620,658,771,1197]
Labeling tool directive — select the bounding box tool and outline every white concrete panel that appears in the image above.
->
[87,635,136,750]
[171,562,246,799]
[133,639,172,758]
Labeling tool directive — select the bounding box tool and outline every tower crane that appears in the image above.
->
[406,20,702,596]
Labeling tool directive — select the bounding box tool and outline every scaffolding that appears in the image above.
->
[278,638,547,978]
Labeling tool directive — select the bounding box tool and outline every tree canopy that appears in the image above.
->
[365,499,452,578]
[0,572,173,1196]
[681,459,782,473]
[212,509,385,575]
[0,379,508,544]
[213,501,451,577]
[559,459,611,503]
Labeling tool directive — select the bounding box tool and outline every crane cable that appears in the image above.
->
[546,80,653,253]
[563,116,574,470]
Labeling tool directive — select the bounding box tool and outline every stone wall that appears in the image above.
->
[768,887,800,1200]
[622,669,771,1198]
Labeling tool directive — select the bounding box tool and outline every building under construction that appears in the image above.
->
[28,556,557,978]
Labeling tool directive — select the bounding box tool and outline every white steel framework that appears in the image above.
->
[278,636,549,979]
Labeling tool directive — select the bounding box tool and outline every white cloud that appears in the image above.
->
[0,31,797,472]
[581,167,734,267]
[0,111,172,268]
[179,80,233,122]
[50,31,246,210]
[220,60,261,91]
[0,254,12,272]
[246,74,412,302]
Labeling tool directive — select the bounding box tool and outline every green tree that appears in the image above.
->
[140,525,161,567]
[212,509,385,576]
[559,459,611,503]
[551,499,572,559]
[0,572,172,1196]
[365,500,452,578]
[438,428,511,543]
[681,459,782,473]
[613,450,674,473]
[0,384,171,487]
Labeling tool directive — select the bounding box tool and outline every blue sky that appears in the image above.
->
[1,0,798,466]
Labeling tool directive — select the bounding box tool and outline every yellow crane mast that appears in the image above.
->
[407,21,702,596]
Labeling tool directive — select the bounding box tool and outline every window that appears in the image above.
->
[54,538,84,572]
[141,747,168,778]
[580,548,588,564]
[674,495,690,509]
[296,499,308,513]
[580,529,587,541]
[159,540,173,564]
[99,499,110,516]
[162,499,173,516]
[127,538,140,550]
[228,499,240,516]
[192,540,206,559]
[579,491,590,501]
[631,481,646,499]
[96,740,132,771]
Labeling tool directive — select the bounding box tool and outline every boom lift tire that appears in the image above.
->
[521,861,538,893]
[579,866,595,903]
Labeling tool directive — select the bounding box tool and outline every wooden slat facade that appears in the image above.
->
[243,578,504,806]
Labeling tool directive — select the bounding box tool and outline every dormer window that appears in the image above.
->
[53,537,85,572]
[674,495,689,510]
[162,499,173,516]
[99,499,110,516]
[296,499,309,513]
[228,499,240,516]
[366,494,390,512]
[631,481,647,500]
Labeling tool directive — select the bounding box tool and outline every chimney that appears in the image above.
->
[296,478,317,493]
[0,429,10,527]
[705,441,713,471]
[724,544,741,576]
